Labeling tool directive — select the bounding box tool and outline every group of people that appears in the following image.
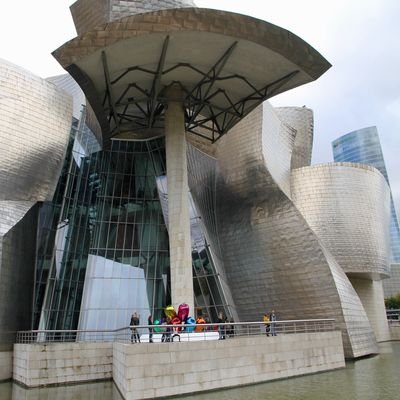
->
[130,313,192,343]
[130,310,235,342]
[131,310,277,342]
[263,310,277,336]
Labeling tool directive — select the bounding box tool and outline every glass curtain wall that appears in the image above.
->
[33,118,79,329]
[78,139,170,330]
[156,175,229,323]
[37,112,101,331]
[189,194,229,323]
[37,129,230,332]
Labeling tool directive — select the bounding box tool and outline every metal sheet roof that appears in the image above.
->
[53,8,331,144]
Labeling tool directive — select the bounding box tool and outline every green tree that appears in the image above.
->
[385,293,400,309]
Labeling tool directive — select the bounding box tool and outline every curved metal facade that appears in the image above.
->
[70,0,196,35]
[187,102,378,358]
[291,163,391,279]
[0,59,73,202]
[46,74,86,121]
[53,7,330,148]
[0,59,73,346]
[332,127,400,264]
[275,106,314,169]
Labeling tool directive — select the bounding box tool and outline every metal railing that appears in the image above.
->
[16,318,336,344]
[387,309,400,324]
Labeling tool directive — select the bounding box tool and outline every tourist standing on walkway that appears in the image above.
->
[270,310,277,336]
[161,317,168,342]
[263,312,270,336]
[161,317,172,342]
[148,314,153,343]
[130,312,140,343]
[227,318,235,337]
[218,311,226,340]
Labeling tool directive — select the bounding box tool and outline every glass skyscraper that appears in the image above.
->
[332,126,400,263]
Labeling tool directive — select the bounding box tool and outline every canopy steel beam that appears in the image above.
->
[101,51,121,135]
[148,35,170,128]
[100,45,299,142]
[186,41,238,125]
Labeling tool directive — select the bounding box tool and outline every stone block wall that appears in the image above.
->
[13,343,113,387]
[113,331,345,399]
[390,324,400,341]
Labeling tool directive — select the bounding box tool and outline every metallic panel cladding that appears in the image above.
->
[53,8,331,147]
[0,59,73,347]
[188,102,378,358]
[0,59,73,202]
[332,126,400,264]
[291,163,391,279]
[187,144,238,321]
[70,0,196,36]
[46,74,86,121]
[275,106,314,169]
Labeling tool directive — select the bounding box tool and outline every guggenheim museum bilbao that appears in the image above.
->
[0,0,394,363]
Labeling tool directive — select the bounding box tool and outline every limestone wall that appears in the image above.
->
[113,331,345,399]
[390,324,400,341]
[13,343,113,387]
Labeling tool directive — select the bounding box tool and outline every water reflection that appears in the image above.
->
[180,342,400,400]
[0,343,399,400]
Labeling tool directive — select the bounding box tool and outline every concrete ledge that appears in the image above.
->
[113,331,345,399]
[390,324,400,340]
[13,342,113,387]
[0,351,13,381]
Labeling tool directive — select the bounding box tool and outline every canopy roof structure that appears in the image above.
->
[53,7,331,144]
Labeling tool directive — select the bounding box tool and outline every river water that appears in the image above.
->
[0,342,399,400]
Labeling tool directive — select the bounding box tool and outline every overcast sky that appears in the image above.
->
[1,0,399,207]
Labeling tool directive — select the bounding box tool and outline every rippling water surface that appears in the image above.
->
[0,342,399,400]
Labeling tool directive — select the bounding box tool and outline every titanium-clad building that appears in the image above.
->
[0,58,73,379]
[187,102,385,357]
[0,0,393,371]
[332,127,400,264]
[332,127,400,298]
[51,0,334,332]
[291,163,391,342]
